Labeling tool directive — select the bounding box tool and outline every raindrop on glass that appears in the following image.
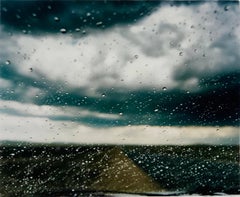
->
[60,28,67,33]
[2,7,7,12]
[16,14,21,19]
[54,16,60,22]
[154,109,159,112]
[101,93,106,97]
[119,112,123,116]
[96,21,103,26]
[5,60,11,65]
[134,55,139,59]
[162,87,167,91]
[179,52,183,56]
[224,5,229,11]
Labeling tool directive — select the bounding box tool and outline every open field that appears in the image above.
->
[0,143,239,196]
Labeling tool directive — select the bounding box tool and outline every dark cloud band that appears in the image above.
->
[1,0,160,35]
[1,63,239,127]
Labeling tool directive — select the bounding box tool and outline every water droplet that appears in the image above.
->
[2,7,8,12]
[154,109,159,112]
[96,21,103,26]
[101,93,106,97]
[75,28,80,32]
[134,55,139,59]
[179,52,183,56]
[5,60,11,65]
[60,28,67,33]
[86,12,91,16]
[186,91,190,94]
[16,14,21,19]
[162,87,167,91]
[119,112,123,116]
[29,67,33,72]
[54,16,60,22]
[224,5,229,11]
[47,5,52,10]
[32,13,37,17]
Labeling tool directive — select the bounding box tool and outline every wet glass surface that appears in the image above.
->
[0,0,239,196]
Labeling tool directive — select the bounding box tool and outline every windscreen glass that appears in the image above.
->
[0,0,239,196]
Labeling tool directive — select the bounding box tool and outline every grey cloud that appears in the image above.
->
[127,23,184,58]
[173,33,240,90]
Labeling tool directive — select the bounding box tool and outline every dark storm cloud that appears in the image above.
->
[31,82,240,127]
[1,61,239,127]
[31,72,240,127]
[0,0,160,35]
[1,0,238,36]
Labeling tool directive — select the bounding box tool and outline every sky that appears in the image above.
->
[0,0,239,145]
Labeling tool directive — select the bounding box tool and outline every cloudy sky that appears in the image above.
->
[0,0,239,145]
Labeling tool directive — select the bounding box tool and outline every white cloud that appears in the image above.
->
[1,3,239,97]
[0,111,238,145]
[0,100,119,120]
